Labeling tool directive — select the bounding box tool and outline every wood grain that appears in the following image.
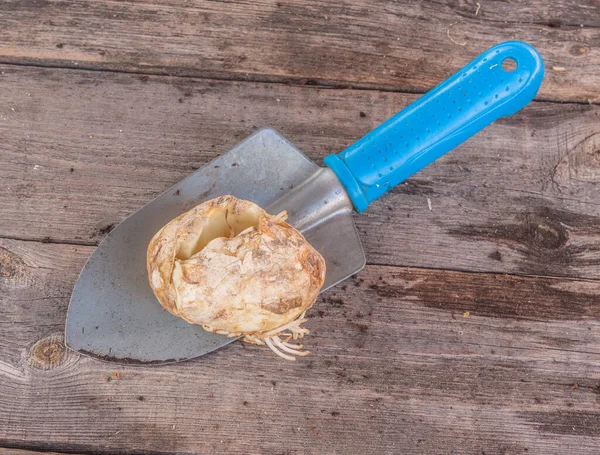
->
[1,238,599,454]
[0,0,598,103]
[1,2,599,454]
[0,449,86,455]
[1,65,599,279]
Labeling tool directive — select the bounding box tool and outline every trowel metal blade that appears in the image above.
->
[65,128,365,364]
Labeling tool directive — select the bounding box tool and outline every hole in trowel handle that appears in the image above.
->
[502,57,517,72]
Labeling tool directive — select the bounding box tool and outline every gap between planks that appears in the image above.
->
[0,59,597,107]
[0,442,175,455]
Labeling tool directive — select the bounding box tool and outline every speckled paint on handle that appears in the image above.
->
[324,41,544,212]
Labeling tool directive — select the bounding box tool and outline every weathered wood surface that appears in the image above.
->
[1,238,599,454]
[0,449,85,455]
[0,0,599,103]
[1,1,600,454]
[1,64,599,278]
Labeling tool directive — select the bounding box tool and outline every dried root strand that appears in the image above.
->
[264,335,310,361]
[265,337,296,361]
[271,210,288,224]
[263,312,309,338]
[245,313,311,361]
[206,327,240,338]
[273,336,309,356]
[244,334,265,345]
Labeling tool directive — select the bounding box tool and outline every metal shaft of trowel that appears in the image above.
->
[265,167,353,234]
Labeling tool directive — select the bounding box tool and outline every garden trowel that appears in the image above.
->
[65,41,544,364]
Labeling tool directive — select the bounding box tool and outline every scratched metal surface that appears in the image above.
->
[65,128,365,364]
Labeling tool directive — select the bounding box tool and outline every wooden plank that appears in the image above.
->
[1,65,600,278]
[0,0,598,103]
[0,449,85,455]
[1,238,599,454]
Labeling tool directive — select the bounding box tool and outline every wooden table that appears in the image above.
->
[1,1,599,454]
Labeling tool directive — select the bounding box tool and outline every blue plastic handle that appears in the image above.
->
[324,41,544,212]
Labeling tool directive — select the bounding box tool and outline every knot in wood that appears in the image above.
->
[527,221,568,251]
[569,45,588,56]
[28,334,67,370]
[0,246,27,280]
